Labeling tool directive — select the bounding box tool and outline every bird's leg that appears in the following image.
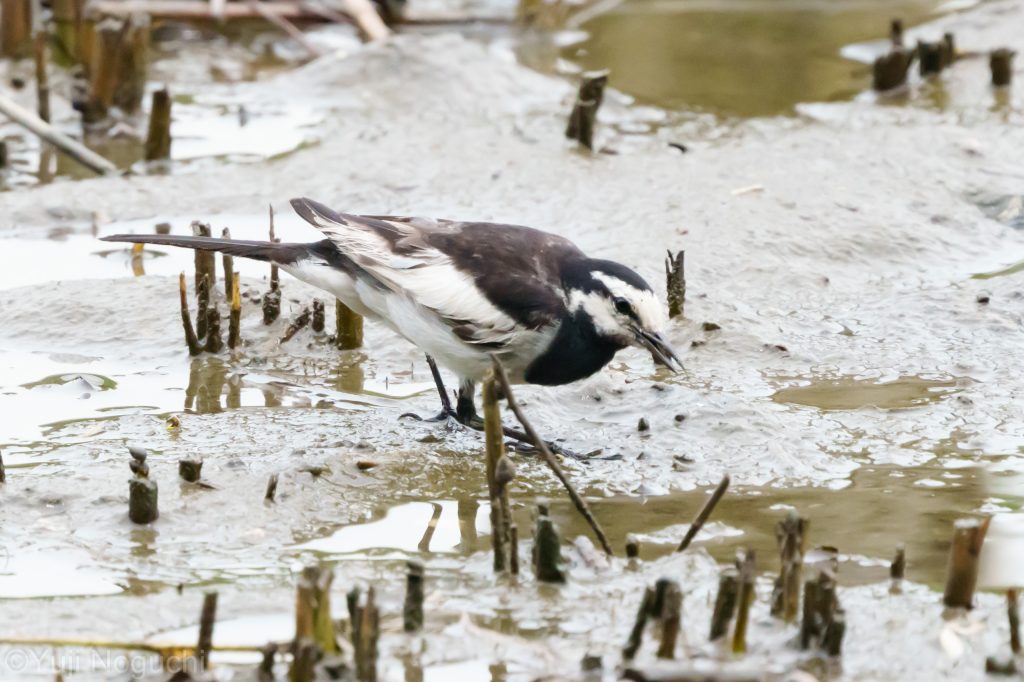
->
[399,354,458,422]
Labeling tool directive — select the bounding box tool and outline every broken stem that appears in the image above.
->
[676,474,731,553]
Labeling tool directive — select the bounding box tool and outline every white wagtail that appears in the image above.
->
[103,198,681,446]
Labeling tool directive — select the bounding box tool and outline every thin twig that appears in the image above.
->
[489,355,613,556]
[676,474,730,552]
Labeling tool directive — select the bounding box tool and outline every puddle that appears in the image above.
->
[0,548,123,599]
[771,374,962,411]
[557,0,948,116]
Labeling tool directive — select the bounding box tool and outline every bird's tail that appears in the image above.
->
[100,234,310,265]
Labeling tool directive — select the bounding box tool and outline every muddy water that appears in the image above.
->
[559,0,951,116]
[3,0,1024,679]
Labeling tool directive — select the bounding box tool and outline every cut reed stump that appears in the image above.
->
[625,535,640,560]
[1010,589,1021,655]
[873,48,913,92]
[533,504,566,583]
[0,449,6,483]
[941,32,956,68]
[197,591,218,671]
[192,222,216,288]
[336,300,363,349]
[403,560,424,632]
[196,271,210,339]
[623,586,654,660]
[0,0,32,58]
[204,308,223,353]
[709,567,739,641]
[312,299,325,333]
[656,579,682,659]
[565,70,608,151]
[52,0,88,64]
[145,88,172,160]
[991,49,1015,87]
[483,373,511,573]
[265,473,278,503]
[178,273,202,356]
[263,288,282,325]
[83,19,121,124]
[918,40,944,77]
[228,275,241,349]
[890,544,905,593]
[800,568,845,656]
[34,33,51,124]
[178,458,203,483]
[128,448,159,524]
[221,228,234,300]
[943,517,991,609]
[114,14,149,113]
[732,549,756,654]
[665,250,685,319]
[770,510,806,623]
[890,18,904,47]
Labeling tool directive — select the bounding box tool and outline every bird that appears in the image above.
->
[102,198,682,447]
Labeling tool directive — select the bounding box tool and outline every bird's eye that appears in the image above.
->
[614,298,632,315]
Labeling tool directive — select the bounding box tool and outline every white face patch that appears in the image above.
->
[590,272,667,334]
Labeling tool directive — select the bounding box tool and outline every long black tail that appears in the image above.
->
[100,234,311,264]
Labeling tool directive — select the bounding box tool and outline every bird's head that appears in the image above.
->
[567,260,683,372]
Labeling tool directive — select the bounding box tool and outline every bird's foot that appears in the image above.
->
[399,408,463,430]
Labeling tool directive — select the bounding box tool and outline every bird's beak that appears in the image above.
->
[632,327,682,373]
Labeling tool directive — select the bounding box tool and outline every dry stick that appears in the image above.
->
[178,458,203,483]
[676,474,731,553]
[197,591,218,671]
[665,250,685,320]
[221,228,234,300]
[732,549,756,654]
[565,70,608,151]
[770,509,806,623]
[623,586,654,660]
[228,275,241,349]
[656,580,682,659]
[336,300,363,349]
[144,87,172,160]
[0,94,118,175]
[482,374,509,572]
[403,560,424,632]
[178,273,202,356]
[709,567,739,641]
[281,307,311,343]
[943,517,991,609]
[991,48,1015,87]
[34,32,51,124]
[312,299,325,332]
[247,0,323,57]
[490,355,613,556]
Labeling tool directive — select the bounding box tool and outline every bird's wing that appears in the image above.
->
[290,198,576,347]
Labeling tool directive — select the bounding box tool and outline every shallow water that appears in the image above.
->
[560,0,951,116]
[2,1,1024,679]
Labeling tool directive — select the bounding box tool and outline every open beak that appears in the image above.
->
[632,327,682,373]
